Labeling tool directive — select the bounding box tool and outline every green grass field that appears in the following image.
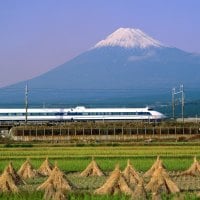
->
[0,144,200,199]
[0,145,200,172]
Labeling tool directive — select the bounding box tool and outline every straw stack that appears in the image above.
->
[123,159,140,187]
[53,190,67,200]
[38,157,54,176]
[0,162,23,193]
[94,165,133,196]
[181,156,200,176]
[145,166,180,194]
[6,162,25,185]
[151,192,162,200]
[131,178,147,200]
[80,158,104,177]
[143,156,165,178]
[18,158,39,179]
[37,164,72,200]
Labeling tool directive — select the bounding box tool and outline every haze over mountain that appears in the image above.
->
[1,28,200,107]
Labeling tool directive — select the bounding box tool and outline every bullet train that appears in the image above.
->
[0,106,165,122]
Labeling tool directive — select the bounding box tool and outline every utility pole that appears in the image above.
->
[172,88,175,119]
[25,84,28,124]
[181,84,184,123]
[172,84,184,122]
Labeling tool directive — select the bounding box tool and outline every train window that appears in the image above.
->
[128,112,134,115]
[67,112,83,116]
[28,113,43,116]
[137,112,152,115]
[0,113,8,116]
[8,113,18,116]
[55,112,64,116]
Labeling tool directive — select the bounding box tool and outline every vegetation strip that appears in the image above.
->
[0,144,200,199]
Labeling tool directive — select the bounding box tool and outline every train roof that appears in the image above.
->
[0,106,153,113]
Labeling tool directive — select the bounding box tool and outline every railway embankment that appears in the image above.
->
[2,121,199,143]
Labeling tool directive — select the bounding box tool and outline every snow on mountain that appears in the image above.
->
[1,27,200,106]
[94,28,164,49]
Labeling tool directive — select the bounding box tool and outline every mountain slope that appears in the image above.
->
[94,28,164,48]
[1,28,200,105]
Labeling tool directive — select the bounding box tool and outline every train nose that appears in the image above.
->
[154,111,166,120]
[161,114,167,119]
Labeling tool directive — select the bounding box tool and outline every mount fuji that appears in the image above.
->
[94,28,163,48]
[1,28,200,105]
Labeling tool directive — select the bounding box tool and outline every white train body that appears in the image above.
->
[0,106,165,122]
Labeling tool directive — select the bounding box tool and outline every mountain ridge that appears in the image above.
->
[0,27,200,106]
[94,28,165,49]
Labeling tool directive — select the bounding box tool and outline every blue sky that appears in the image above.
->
[0,0,200,87]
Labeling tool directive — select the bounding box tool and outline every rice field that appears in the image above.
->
[0,145,200,172]
[0,144,200,199]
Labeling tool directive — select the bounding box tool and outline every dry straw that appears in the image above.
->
[17,158,39,179]
[42,185,67,200]
[94,164,133,196]
[123,159,140,187]
[143,156,165,178]
[151,192,162,200]
[37,163,72,200]
[181,156,200,176]
[145,166,180,194]
[0,162,22,193]
[53,189,67,200]
[131,178,147,200]
[6,162,25,185]
[80,157,104,177]
[38,157,54,176]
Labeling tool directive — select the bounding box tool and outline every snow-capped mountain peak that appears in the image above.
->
[94,28,164,49]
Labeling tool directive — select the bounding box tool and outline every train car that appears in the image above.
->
[0,106,165,122]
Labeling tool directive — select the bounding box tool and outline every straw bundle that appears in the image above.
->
[37,165,72,200]
[43,185,67,200]
[94,165,133,196]
[143,156,165,178]
[5,162,25,185]
[18,159,39,179]
[197,192,200,198]
[53,190,67,200]
[80,158,104,177]
[181,156,200,176]
[0,169,19,193]
[123,159,140,187]
[145,166,180,194]
[151,192,162,200]
[38,157,54,176]
[131,178,147,200]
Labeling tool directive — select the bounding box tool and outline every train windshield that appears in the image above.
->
[147,107,154,111]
